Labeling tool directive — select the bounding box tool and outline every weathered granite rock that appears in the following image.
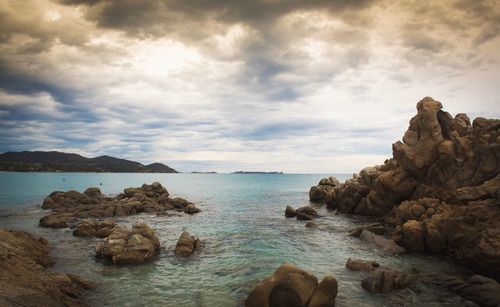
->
[315,97,500,279]
[95,223,161,264]
[73,220,116,238]
[40,182,201,230]
[346,258,380,271]
[349,223,386,237]
[309,176,340,202]
[308,275,338,307]
[175,231,200,257]
[359,230,405,254]
[448,274,500,307]
[245,263,337,307]
[285,205,296,217]
[0,228,92,306]
[361,269,417,293]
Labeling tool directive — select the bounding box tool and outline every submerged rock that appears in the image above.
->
[40,182,201,230]
[0,228,92,306]
[359,230,405,254]
[95,222,161,265]
[361,269,417,293]
[346,258,380,272]
[245,263,338,307]
[349,223,386,237]
[73,220,116,238]
[175,231,200,257]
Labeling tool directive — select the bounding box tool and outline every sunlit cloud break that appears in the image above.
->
[0,0,499,173]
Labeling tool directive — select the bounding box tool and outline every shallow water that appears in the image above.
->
[0,173,470,306]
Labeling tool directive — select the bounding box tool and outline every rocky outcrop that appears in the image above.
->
[285,206,318,221]
[95,223,161,264]
[346,258,380,271]
[40,182,200,229]
[0,228,92,306]
[317,97,500,279]
[175,231,200,257]
[245,263,338,307]
[309,176,340,202]
[73,220,116,238]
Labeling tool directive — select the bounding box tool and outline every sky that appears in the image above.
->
[0,0,499,173]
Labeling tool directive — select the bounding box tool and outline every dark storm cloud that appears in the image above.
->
[60,0,375,33]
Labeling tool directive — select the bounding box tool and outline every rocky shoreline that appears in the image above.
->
[0,228,92,306]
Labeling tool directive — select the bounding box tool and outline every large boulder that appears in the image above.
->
[285,205,296,218]
[0,228,92,306]
[95,223,161,264]
[245,263,337,307]
[175,231,200,257]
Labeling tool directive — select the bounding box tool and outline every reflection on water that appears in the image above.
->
[0,173,470,306]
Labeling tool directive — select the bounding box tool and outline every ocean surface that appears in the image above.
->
[0,172,471,306]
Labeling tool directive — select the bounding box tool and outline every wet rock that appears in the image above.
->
[245,263,337,307]
[175,231,200,257]
[39,213,76,228]
[308,275,338,307]
[346,258,380,271]
[361,269,417,293]
[450,275,500,307]
[309,186,326,202]
[73,220,116,238]
[305,221,318,228]
[349,223,386,237]
[95,223,161,264]
[297,212,313,221]
[285,205,296,218]
[184,203,201,215]
[359,230,405,254]
[401,220,426,252]
[0,228,92,306]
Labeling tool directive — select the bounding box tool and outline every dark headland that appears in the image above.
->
[0,151,178,173]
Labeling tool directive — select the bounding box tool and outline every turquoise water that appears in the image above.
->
[0,173,470,306]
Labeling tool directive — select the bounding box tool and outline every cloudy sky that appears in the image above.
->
[0,0,499,173]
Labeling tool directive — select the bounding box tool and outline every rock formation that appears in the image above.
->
[73,220,116,238]
[0,228,92,306]
[309,176,340,202]
[245,263,338,307]
[95,222,161,264]
[40,182,200,229]
[310,97,500,279]
[361,269,417,293]
[346,258,380,271]
[175,231,200,257]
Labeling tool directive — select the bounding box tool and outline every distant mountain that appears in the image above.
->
[232,171,283,174]
[0,151,178,173]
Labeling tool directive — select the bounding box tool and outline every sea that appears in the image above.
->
[0,172,471,306]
